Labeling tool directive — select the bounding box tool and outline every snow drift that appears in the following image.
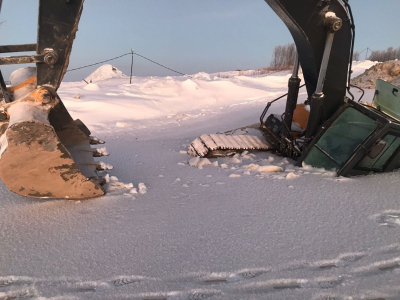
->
[84,64,127,83]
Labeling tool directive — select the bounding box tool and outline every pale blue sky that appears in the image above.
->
[0,0,399,82]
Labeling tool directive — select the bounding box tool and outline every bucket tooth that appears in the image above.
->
[89,136,105,145]
[92,148,109,157]
[96,162,113,171]
[84,162,113,171]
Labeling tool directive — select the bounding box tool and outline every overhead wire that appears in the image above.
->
[66,51,191,77]
[66,53,131,72]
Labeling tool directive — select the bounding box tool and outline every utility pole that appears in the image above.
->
[365,47,370,60]
[130,48,134,84]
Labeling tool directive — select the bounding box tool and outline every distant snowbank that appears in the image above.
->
[58,61,374,132]
[351,60,378,78]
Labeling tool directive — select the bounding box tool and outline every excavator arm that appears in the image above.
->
[191,0,400,177]
[265,0,353,120]
[261,0,400,176]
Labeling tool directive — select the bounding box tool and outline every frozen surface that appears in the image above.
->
[2,62,400,299]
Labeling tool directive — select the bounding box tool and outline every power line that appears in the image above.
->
[66,51,190,77]
[133,52,187,76]
[67,53,131,72]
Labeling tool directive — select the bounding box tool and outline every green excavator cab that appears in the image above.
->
[299,80,400,176]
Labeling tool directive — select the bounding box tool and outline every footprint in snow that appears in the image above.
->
[351,257,400,276]
[372,211,400,227]
[113,276,145,287]
[0,276,34,287]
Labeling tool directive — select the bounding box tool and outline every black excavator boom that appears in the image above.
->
[265,0,353,125]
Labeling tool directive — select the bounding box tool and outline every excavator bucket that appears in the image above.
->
[0,0,107,199]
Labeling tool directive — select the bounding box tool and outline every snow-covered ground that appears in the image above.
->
[4,61,400,300]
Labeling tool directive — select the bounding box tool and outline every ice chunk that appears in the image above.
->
[245,164,260,171]
[138,183,147,194]
[230,157,242,164]
[124,183,134,189]
[286,172,300,179]
[189,157,201,167]
[199,158,212,168]
[258,166,283,173]
[229,174,241,178]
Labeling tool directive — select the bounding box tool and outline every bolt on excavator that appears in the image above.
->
[0,0,109,199]
[190,0,400,177]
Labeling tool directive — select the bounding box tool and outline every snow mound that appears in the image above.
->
[83,83,101,91]
[192,72,211,80]
[181,79,199,91]
[351,60,400,89]
[85,64,127,83]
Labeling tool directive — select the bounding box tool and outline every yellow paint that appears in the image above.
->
[29,88,49,103]
[8,75,37,92]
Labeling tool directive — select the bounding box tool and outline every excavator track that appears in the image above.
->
[188,134,271,158]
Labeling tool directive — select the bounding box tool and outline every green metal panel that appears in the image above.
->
[373,79,400,120]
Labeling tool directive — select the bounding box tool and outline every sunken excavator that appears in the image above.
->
[0,0,110,199]
[190,0,400,177]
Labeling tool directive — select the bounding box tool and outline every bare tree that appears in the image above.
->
[368,46,400,62]
[269,43,296,70]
